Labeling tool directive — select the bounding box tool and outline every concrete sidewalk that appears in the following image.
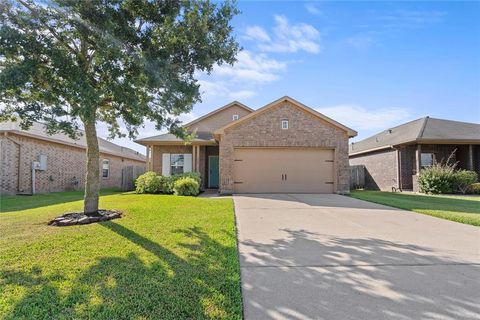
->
[234,194,480,320]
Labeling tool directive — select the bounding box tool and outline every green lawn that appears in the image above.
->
[0,191,242,319]
[350,190,480,226]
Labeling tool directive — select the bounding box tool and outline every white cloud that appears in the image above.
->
[316,104,413,131]
[244,26,270,42]
[377,10,446,29]
[213,50,286,83]
[305,3,322,15]
[244,15,322,54]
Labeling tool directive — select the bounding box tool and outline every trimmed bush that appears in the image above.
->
[469,182,480,194]
[173,177,200,196]
[162,172,202,194]
[418,164,455,194]
[453,170,478,194]
[135,171,163,194]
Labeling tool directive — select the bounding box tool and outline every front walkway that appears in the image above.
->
[234,194,480,320]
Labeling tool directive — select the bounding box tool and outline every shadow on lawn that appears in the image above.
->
[240,229,480,319]
[0,189,120,213]
[3,222,242,320]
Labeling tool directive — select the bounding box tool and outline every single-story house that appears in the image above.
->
[349,117,480,191]
[135,96,357,194]
[0,121,146,195]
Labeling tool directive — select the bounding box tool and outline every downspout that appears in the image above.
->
[3,132,22,193]
[393,145,402,191]
[31,161,36,195]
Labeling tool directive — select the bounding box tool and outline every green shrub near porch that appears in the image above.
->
[135,171,202,195]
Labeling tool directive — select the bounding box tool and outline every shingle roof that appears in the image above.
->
[0,121,146,162]
[135,131,214,145]
[349,117,480,155]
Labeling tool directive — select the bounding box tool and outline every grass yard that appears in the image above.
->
[0,190,242,319]
[350,190,480,226]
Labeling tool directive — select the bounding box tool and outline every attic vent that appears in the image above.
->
[388,129,392,134]
[375,137,379,142]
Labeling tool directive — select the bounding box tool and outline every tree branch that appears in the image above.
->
[16,0,80,56]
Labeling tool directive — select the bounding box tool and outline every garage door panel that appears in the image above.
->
[233,148,334,193]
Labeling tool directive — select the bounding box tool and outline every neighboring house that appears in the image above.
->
[135,96,357,194]
[349,117,480,191]
[0,121,146,195]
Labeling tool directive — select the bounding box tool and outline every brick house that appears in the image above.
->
[135,96,357,194]
[349,117,480,191]
[0,121,146,195]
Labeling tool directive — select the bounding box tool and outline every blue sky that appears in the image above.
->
[103,1,480,153]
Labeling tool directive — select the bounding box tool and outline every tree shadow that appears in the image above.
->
[239,229,480,319]
[0,188,120,213]
[3,222,242,319]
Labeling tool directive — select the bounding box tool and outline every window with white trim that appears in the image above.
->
[232,114,239,121]
[170,154,184,175]
[420,153,434,168]
[281,119,289,130]
[102,159,110,178]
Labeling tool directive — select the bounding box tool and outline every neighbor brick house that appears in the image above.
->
[0,121,146,195]
[349,117,480,191]
[135,96,357,194]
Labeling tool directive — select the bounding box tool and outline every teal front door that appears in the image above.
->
[208,156,219,188]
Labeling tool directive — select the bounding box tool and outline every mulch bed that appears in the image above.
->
[48,209,122,227]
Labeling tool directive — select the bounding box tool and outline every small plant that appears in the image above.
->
[135,172,163,194]
[453,170,478,194]
[173,177,200,196]
[418,150,457,194]
[469,182,480,194]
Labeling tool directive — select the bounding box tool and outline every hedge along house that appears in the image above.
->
[349,117,480,192]
[135,96,357,194]
[0,121,146,195]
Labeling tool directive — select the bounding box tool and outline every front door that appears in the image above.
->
[208,156,219,188]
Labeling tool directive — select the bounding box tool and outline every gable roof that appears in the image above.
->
[135,132,216,146]
[0,121,146,162]
[183,100,254,129]
[214,96,358,138]
[349,117,480,156]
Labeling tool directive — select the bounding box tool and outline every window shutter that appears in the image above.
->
[184,154,192,173]
[162,153,170,176]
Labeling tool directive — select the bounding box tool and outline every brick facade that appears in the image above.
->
[350,143,480,191]
[218,101,350,194]
[350,149,398,191]
[0,134,145,195]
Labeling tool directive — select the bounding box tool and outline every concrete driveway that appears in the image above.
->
[234,194,480,320]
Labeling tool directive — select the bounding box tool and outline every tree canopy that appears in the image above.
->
[0,0,240,214]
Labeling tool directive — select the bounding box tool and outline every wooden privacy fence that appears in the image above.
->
[350,165,365,190]
[121,165,146,191]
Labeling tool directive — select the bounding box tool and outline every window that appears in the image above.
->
[102,159,110,178]
[421,153,434,168]
[281,119,289,130]
[170,154,184,175]
[232,114,239,121]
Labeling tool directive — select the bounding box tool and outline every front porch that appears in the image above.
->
[399,143,479,191]
[145,143,219,190]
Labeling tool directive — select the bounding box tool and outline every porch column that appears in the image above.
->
[467,144,474,170]
[146,146,150,171]
[196,145,200,172]
[415,144,422,175]
[192,145,197,172]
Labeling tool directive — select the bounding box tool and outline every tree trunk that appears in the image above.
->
[83,119,100,215]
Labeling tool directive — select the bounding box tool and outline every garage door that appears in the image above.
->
[233,148,334,193]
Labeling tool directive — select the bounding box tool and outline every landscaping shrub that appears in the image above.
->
[135,171,163,194]
[468,182,480,194]
[162,172,202,194]
[453,170,478,194]
[418,164,455,194]
[173,177,200,196]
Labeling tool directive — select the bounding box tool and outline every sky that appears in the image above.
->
[99,1,480,154]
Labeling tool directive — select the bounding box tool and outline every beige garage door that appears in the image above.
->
[233,148,335,193]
